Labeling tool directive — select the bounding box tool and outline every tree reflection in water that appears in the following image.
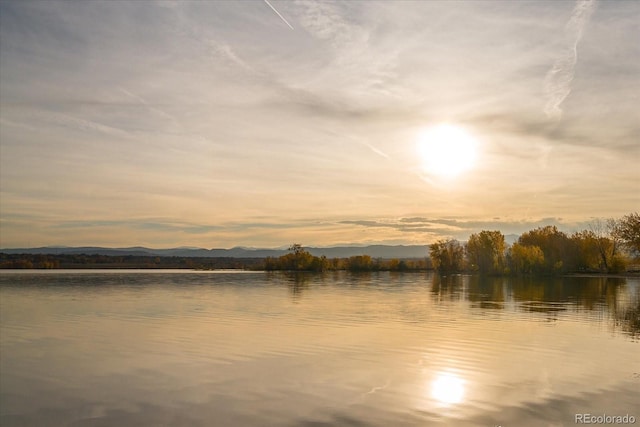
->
[270,272,638,339]
[615,293,640,340]
[430,274,465,303]
[429,274,640,339]
[283,272,312,300]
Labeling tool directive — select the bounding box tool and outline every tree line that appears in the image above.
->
[0,249,428,272]
[2,213,637,275]
[429,212,639,275]
[263,244,427,272]
[0,253,265,270]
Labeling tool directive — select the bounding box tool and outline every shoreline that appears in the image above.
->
[2,268,640,279]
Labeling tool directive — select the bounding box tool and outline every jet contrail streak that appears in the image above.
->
[264,0,294,30]
[362,142,390,159]
[543,0,596,120]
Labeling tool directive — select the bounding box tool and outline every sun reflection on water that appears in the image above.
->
[430,372,466,405]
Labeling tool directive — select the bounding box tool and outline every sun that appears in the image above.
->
[416,124,478,179]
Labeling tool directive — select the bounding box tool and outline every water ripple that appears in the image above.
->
[1,271,638,427]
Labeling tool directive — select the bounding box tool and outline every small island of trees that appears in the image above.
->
[263,244,427,272]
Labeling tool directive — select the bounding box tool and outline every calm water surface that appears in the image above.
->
[1,270,638,426]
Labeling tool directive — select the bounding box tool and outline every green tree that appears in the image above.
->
[466,230,506,274]
[429,239,464,273]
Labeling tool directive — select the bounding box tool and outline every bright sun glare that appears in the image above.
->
[417,124,478,179]
[430,372,465,405]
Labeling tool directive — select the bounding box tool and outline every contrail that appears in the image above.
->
[543,0,596,120]
[264,0,294,30]
[118,87,179,126]
[362,141,391,159]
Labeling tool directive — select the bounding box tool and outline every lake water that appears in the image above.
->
[1,270,638,427]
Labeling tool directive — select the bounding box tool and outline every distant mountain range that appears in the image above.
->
[0,245,431,259]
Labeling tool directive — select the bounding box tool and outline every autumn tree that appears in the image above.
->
[570,230,603,271]
[429,239,464,273]
[612,212,640,257]
[466,230,506,275]
[517,226,574,274]
[508,243,545,275]
[585,219,621,272]
[347,255,373,272]
[268,244,323,271]
[309,255,330,272]
[289,243,305,255]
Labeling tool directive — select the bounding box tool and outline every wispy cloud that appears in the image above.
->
[118,87,181,129]
[19,110,132,140]
[339,217,589,241]
[1,1,637,248]
[264,0,294,30]
[296,0,351,45]
[544,0,597,120]
[293,0,398,99]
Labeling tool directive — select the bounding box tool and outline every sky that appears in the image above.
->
[0,0,638,249]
